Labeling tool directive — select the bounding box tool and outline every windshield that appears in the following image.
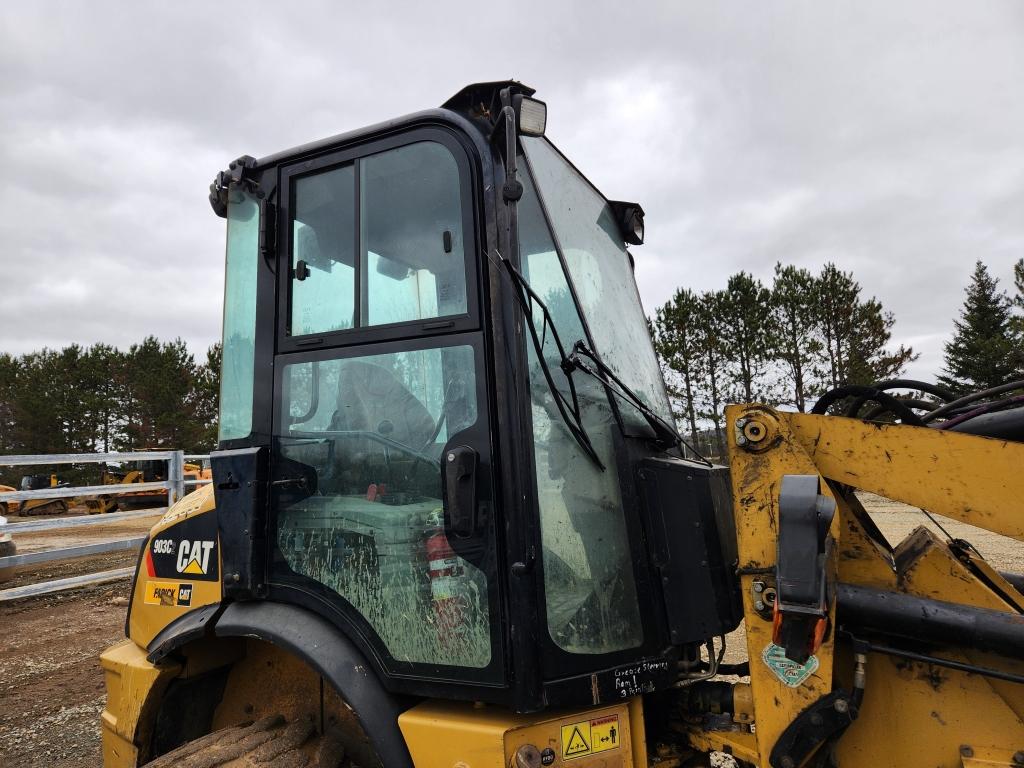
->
[518,159,643,656]
[521,137,673,430]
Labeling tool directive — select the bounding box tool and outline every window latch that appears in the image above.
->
[291,260,311,281]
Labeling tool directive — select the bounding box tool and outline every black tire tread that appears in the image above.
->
[145,714,351,768]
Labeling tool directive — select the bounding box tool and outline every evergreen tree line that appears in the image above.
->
[652,260,1024,457]
[940,260,1024,395]
[0,338,221,484]
[1,261,1019,476]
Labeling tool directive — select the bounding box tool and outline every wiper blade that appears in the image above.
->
[498,254,605,470]
[567,341,713,467]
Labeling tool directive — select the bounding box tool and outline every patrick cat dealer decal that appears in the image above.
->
[146,512,219,583]
[144,581,194,607]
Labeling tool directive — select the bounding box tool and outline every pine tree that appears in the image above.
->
[696,291,728,456]
[771,264,821,412]
[813,263,915,389]
[1011,259,1024,370]
[81,344,127,453]
[653,289,703,448]
[191,343,222,449]
[845,298,917,384]
[1014,258,1024,314]
[719,272,776,403]
[120,337,204,451]
[940,261,1017,393]
[0,354,17,485]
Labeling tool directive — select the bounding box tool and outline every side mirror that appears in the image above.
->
[443,445,478,538]
[609,200,645,245]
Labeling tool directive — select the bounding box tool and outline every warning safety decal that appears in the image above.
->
[560,713,620,760]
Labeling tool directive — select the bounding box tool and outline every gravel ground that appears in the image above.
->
[0,496,1019,767]
[0,583,130,767]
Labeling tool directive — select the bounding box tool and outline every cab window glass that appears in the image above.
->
[219,192,259,441]
[275,345,491,667]
[360,142,467,326]
[518,165,643,655]
[290,165,356,336]
[288,141,468,337]
[522,136,673,428]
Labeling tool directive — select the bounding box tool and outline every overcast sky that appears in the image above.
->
[1,1,1021,382]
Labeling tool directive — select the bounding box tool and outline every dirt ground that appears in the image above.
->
[0,498,1020,768]
[0,582,130,767]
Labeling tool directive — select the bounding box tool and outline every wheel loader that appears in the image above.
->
[100,81,1024,767]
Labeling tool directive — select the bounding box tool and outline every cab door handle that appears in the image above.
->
[443,445,478,538]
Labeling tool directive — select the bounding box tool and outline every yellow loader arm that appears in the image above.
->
[682,405,1024,768]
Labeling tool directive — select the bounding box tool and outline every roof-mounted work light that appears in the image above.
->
[513,94,547,136]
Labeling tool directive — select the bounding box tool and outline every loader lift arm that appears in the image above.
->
[679,405,1024,768]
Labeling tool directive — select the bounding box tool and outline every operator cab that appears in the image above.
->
[210,81,739,711]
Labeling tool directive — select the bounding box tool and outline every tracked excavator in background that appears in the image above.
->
[100,82,1024,768]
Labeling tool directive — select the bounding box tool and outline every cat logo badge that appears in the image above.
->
[147,514,219,582]
[177,540,215,576]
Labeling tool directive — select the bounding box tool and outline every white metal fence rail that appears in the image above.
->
[0,450,210,602]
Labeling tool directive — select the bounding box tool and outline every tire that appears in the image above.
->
[145,714,355,768]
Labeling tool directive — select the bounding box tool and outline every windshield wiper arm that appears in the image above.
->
[497,254,604,470]
[567,341,712,467]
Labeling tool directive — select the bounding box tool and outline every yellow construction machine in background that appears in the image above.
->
[86,459,211,514]
[1,474,70,516]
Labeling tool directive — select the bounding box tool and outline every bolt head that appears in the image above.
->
[834,698,849,713]
[736,434,748,446]
[1012,750,1024,766]
[755,600,766,611]
[780,756,795,768]
[753,581,765,593]
[960,746,974,758]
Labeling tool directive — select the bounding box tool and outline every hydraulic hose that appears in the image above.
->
[861,398,938,421]
[845,379,955,417]
[921,380,1024,423]
[935,394,1024,430]
[812,386,926,426]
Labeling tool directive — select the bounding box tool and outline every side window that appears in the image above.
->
[361,142,467,326]
[287,141,468,337]
[275,345,491,668]
[219,192,260,441]
[291,165,356,336]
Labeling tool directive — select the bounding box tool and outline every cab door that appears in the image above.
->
[266,128,505,693]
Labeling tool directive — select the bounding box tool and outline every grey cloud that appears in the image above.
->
[1,0,1021,387]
